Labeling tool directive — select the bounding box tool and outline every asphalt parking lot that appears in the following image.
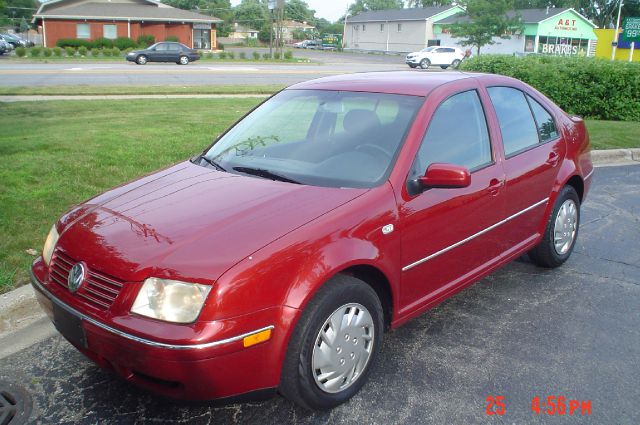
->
[0,164,638,424]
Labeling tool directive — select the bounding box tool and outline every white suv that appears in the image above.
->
[406,46,465,69]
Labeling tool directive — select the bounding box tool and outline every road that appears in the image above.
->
[0,49,419,87]
[0,164,638,424]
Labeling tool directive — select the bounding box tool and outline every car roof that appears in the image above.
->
[288,71,496,97]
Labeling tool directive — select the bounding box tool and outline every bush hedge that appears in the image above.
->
[53,47,62,57]
[15,47,26,57]
[115,37,137,50]
[78,46,88,56]
[56,37,143,50]
[136,35,155,47]
[460,55,640,121]
[164,35,179,42]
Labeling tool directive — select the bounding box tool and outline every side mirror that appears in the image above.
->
[418,163,471,189]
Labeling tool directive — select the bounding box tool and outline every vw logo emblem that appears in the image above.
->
[67,263,86,293]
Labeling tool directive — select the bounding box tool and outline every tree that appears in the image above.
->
[448,0,522,55]
[406,0,453,7]
[233,0,269,32]
[284,0,315,23]
[348,0,403,16]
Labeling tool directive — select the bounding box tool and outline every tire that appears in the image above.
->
[279,274,384,410]
[136,55,147,65]
[419,58,430,69]
[179,55,189,65]
[440,65,448,69]
[408,64,417,69]
[529,185,580,268]
[452,59,461,69]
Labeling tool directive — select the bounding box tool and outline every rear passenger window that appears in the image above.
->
[409,90,492,179]
[487,87,539,157]
[527,95,559,142]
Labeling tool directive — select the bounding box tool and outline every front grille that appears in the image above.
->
[49,249,124,310]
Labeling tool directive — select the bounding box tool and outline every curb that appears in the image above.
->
[0,284,43,336]
[591,148,640,167]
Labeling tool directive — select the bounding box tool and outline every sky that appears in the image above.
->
[229,0,349,23]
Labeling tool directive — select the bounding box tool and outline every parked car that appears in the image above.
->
[0,33,28,48]
[126,42,200,65]
[304,39,322,49]
[0,34,17,50]
[0,38,8,55]
[31,71,592,410]
[294,40,311,48]
[406,46,465,69]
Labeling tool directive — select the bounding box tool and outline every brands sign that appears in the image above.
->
[540,43,579,55]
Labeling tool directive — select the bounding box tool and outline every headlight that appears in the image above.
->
[131,277,212,323]
[42,225,59,266]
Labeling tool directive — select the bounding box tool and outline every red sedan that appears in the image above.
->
[31,71,593,410]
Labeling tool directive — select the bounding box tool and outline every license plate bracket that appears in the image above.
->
[53,303,87,349]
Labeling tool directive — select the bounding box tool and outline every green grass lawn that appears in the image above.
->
[0,98,637,293]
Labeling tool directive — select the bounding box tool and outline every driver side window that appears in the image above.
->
[409,90,492,180]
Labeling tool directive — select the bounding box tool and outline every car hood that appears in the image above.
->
[57,161,367,284]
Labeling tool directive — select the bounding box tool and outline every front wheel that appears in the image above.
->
[408,64,417,69]
[279,275,384,410]
[419,58,430,69]
[529,185,580,268]
[136,55,147,65]
[178,55,189,65]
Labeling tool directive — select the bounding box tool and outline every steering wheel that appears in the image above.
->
[355,143,391,160]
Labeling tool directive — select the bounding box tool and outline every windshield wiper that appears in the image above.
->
[197,155,226,172]
[233,166,301,184]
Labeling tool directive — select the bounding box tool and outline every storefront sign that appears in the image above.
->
[193,23,211,30]
[540,43,579,55]
[555,18,578,32]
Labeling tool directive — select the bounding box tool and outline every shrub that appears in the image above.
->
[111,47,121,56]
[78,46,88,56]
[64,47,76,57]
[29,47,42,57]
[245,38,259,47]
[218,51,227,59]
[273,51,281,60]
[164,35,179,42]
[252,51,260,60]
[136,35,155,47]
[92,37,113,49]
[53,47,62,57]
[56,39,92,49]
[227,51,235,59]
[43,47,52,57]
[205,51,214,59]
[218,43,224,50]
[114,37,137,50]
[262,53,270,60]
[460,55,640,121]
[283,50,292,60]
[239,51,246,59]
[102,48,112,57]
[91,48,100,57]
[15,46,26,57]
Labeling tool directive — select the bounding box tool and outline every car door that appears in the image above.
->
[485,86,566,256]
[398,86,506,315]
[150,43,168,62]
[167,43,181,62]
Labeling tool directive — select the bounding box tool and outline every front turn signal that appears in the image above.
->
[243,328,272,348]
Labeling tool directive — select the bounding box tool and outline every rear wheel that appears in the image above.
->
[178,55,189,65]
[419,58,430,69]
[279,275,384,410]
[452,59,461,68]
[529,185,580,268]
[136,55,147,65]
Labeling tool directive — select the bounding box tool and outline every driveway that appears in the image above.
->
[1,164,638,424]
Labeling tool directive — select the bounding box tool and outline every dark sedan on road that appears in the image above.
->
[126,42,200,65]
[32,71,592,410]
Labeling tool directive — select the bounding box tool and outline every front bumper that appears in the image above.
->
[30,259,297,401]
[405,57,420,65]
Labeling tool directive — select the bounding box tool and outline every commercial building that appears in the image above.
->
[345,7,598,56]
[32,0,222,49]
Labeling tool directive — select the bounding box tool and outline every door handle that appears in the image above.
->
[487,178,504,196]
[547,151,560,166]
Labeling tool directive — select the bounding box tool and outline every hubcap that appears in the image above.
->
[180,57,188,64]
[312,303,374,394]
[553,199,578,255]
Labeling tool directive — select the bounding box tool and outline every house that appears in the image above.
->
[344,6,464,52]
[229,24,258,40]
[32,0,222,49]
[435,8,598,56]
[277,20,315,41]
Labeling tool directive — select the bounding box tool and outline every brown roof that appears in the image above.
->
[34,2,221,23]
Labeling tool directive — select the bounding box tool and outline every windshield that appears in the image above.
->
[202,90,423,188]
[420,47,436,52]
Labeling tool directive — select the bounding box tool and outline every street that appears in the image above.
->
[0,164,638,424]
[0,49,418,87]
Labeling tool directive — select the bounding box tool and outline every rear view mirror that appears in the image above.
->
[418,163,471,189]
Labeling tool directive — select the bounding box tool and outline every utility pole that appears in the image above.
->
[611,0,624,60]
